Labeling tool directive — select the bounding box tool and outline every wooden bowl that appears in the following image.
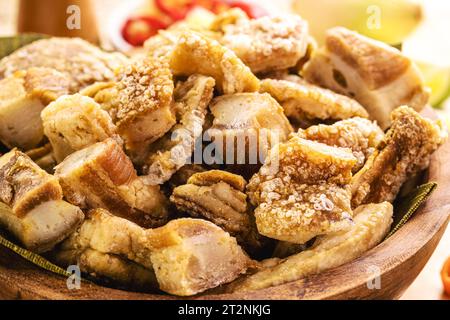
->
[0,109,449,300]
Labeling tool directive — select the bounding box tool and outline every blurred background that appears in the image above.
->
[0,0,449,300]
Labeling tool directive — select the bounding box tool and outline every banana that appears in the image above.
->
[415,62,450,108]
[292,0,423,45]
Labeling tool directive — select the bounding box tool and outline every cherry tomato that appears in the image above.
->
[122,16,168,47]
[442,256,450,296]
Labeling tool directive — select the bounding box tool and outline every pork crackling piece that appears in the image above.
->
[303,27,429,129]
[217,11,310,74]
[0,150,83,253]
[80,81,119,116]
[351,106,447,208]
[53,208,158,291]
[171,170,267,255]
[227,202,393,293]
[208,93,293,164]
[143,218,252,296]
[112,58,176,162]
[142,74,215,184]
[25,143,56,173]
[169,30,260,94]
[259,78,368,127]
[247,136,357,244]
[0,68,71,150]
[297,117,384,172]
[0,37,129,93]
[42,94,117,163]
[54,138,169,228]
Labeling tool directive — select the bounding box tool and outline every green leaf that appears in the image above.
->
[386,182,437,238]
[0,234,71,278]
[0,33,49,60]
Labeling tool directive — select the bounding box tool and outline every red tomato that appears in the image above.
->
[155,0,196,21]
[122,16,168,47]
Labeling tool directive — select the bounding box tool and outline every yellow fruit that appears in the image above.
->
[415,62,450,108]
[402,1,450,108]
[292,0,423,45]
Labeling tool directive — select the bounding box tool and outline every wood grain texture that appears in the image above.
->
[0,108,449,300]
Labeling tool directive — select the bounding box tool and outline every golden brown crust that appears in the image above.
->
[351,106,447,207]
[187,170,247,192]
[42,94,117,163]
[0,150,62,218]
[55,138,169,228]
[302,27,429,129]
[0,38,129,93]
[325,27,410,90]
[260,78,368,122]
[143,218,251,296]
[54,208,158,290]
[112,58,176,160]
[227,202,393,293]
[209,8,249,32]
[247,136,356,244]
[171,170,268,256]
[114,58,173,127]
[142,75,215,184]
[208,93,293,164]
[169,30,260,94]
[22,68,71,105]
[218,14,309,74]
[298,117,384,172]
[0,68,71,150]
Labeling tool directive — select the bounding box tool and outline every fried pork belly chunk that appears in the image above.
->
[25,143,56,173]
[142,75,215,184]
[208,93,293,164]
[298,117,384,172]
[42,94,117,163]
[143,218,251,296]
[54,209,158,290]
[144,29,188,58]
[352,106,447,207]
[0,37,129,93]
[80,81,119,115]
[260,78,368,127]
[0,150,83,252]
[167,164,208,190]
[0,68,70,150]
[218,13,310,74]
[54,138,169,228]
[303,27,429,129]
[169,31,260,94]
[171,170,266,254]
[228,202,393,293]
[247,136,356,244]
[112,58,176,162]
[209,8,249,32]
